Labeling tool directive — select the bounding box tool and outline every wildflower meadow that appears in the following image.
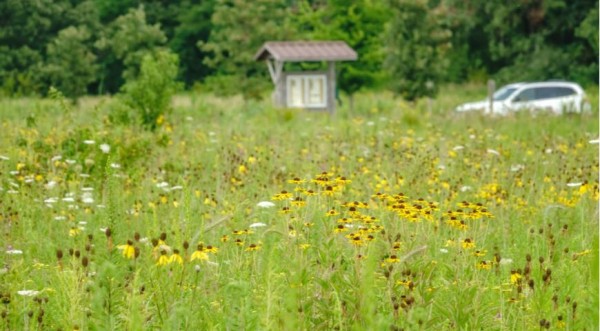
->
[1,89,598,330]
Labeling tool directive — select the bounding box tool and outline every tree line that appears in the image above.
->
[1,0,597,101]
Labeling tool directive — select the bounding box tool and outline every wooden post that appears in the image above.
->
[266,59,285,107]
[487,79,496,114]
[327,61,336,114]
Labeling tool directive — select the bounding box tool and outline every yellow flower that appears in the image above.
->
[473,250,487,257]
[246,243,262,251]
[272,191,293,201]
[510,270,522,284]
[69,227,81,237]
[190,249,208,261]
[477,261,492,270]
[396,279,413,289]
[290,197,306,207]
[299,243,311,250]
[335,176,351,185]
[461,238,475,249]
[157,251,169,266]
[117,240,136,259]
[349,235,364,246]
[169,250,183,265]
[325,209,339,217]
[204,245,218,254]
[386,255,400,263]
[287,177,305,185]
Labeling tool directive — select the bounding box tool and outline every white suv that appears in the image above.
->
[455,81,592,115]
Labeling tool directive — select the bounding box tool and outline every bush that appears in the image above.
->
[120,49,182,130]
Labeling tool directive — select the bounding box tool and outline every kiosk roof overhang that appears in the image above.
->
[254,41,358,62]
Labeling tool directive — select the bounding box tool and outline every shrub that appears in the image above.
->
[120,49,182,130]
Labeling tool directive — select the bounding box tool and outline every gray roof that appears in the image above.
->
[254,41,358,62]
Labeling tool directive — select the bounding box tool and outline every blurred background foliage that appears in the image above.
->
[0,0,597,100]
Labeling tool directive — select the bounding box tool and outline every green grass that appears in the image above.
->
[0,87,598,330]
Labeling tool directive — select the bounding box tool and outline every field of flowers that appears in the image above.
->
[1,91,598,330]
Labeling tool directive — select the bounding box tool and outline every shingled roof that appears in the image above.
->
[254,41,358,62]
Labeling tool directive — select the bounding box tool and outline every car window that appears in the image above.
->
[535,87,556,100]
[513,88,535,102]
[493,87,518,101]
[552,87,576,98]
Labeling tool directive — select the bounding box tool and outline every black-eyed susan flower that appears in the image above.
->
[321,185,336,196]
[156,250,169,266]
[326,209,339,217]
[220,235,229,243]
[335,176,351,185]
[337,217,353,224]
[386,255,400,263]
[349,235,364,246]
[510,270,522,284]
[473,250,487,257]
[333,224,347,233]
[246,243,262,251]
[303,189,317,196]
[190,246,208,261]
[118,240,136,259]
[69,227,81,237]
[205,245,218,254]
[272,191,293,201]
[396,279,414,289]
[477,261,492,270]
[290,197,306,207]
[461,238,475,249]
[279,207,291,214]
[232,229,253,235]
[169,250,183,265]
[287,177,305,185]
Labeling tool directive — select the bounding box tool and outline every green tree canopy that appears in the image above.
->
[384,0,451,101]
[41,26,98,98]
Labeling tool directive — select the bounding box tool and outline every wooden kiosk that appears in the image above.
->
[254,41,357,113]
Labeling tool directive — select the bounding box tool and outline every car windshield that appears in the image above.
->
[493,87,518,101]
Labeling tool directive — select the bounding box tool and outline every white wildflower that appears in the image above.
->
[100,143,110,154]
[6,249,23,255]
[256,201,275,208]
[45,181,57,190]
[83,140,95,145]
[17,290,40,297]
[249,222,267,228]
